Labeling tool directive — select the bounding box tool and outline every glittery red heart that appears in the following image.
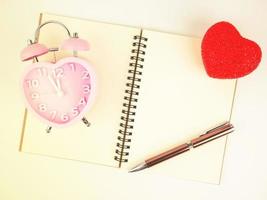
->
[201,21,262,79]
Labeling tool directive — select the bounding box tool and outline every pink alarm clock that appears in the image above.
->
[20,21,96,132]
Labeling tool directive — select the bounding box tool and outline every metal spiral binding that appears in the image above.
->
[114,31,148,167]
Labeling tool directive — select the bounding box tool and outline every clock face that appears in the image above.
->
[22,57,96,127]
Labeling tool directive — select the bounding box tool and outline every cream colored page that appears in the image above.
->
[126,30,236,183]
[21,13,140,167]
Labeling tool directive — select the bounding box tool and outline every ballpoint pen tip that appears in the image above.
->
[128,162,147,173]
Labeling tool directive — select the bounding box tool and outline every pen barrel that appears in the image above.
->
[146,143,190,167]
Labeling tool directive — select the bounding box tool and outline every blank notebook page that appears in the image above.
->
[126,29,236,184]
[20,13,140,167]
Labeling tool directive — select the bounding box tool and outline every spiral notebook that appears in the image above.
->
[19,13,236,184]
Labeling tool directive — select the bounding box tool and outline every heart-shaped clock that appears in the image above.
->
[22,57,96,127]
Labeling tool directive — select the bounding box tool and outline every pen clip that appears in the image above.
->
[200,122,233,137]
[192,122,234,148]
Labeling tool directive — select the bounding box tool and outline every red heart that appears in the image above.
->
[201,21,262,79]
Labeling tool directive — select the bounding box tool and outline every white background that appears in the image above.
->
[0,0,266,199]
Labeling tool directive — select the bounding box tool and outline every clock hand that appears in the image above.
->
[55,78,64,96]
[48,75,62,96]
[56,78,64,92]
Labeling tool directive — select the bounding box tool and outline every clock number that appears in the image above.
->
[82,71,90,80]
[61,114,70,122]
[31,92,40,100]
[83,85,91,93]
[26,79,39,89]
[71,107,80,116]
[69,63,76,72]
[52,67,64,78]
[50,111,57,121]
[37,67,47,76]
[38,104,47,112]
[79,97,87,106]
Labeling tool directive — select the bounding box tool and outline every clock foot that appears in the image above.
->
[82,117,91,127]
[46,126,52,133]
